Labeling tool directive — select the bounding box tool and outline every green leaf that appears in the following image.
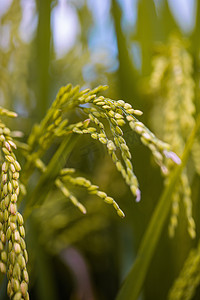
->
[159,0,179,38]
[35,0,52,120]
[116,114,200,300]
[191,0,200,55]
[134,0,159,75]
[111,0,138,100]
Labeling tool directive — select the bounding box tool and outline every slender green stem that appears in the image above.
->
[116,114,200,300]
[28,216,58,300]
[35,0,52,121]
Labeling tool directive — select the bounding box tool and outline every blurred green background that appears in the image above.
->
[0,0,200,299]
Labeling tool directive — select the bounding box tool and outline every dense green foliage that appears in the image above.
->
[0,0,200,299]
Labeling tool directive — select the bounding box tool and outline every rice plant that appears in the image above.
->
[0,1,200,300]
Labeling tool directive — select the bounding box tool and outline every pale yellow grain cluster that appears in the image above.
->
[0,120,29,300]
[34,158,125,218]
[60,172,125,218]
[0,0,30,109]
[150,36,198,238]
[26,83,179,220]
[168,241,200,300]
[66,90,179,202]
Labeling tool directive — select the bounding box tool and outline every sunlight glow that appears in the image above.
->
[51,0,80,58]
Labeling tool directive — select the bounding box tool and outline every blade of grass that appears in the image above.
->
[35,0,52,120]
[116,114,200,300]
[135,0,159,75]
[111,0,138,100]
[191,0,200,56]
